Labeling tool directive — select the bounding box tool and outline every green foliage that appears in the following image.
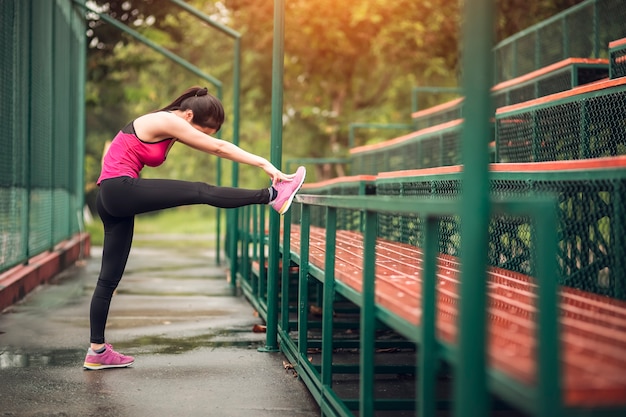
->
[84,0,585,194]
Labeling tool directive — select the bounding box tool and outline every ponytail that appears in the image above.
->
[156,86,224,131]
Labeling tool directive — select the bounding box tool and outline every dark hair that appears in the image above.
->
[157,86,224,131]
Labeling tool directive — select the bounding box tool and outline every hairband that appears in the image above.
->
[195,87,208,97]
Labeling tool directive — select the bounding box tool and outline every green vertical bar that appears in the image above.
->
[250,206,259,297]
[579,100,589,159]
[534,202,561,417]
[532,110,539,161]
[512,40,518,79]
[419,216,440,417]
[562,16,569,60]
[280,210,292,332]
[456,2,494,417]
[418,141,423,169]
[349,124,356,149]
[612,181,626,299]
[216,196,222,266]
[439,132,444,166]
[257,207,266,303]
[412,87,419,114]
[167,0,244,269]
[298,205,311,359]
[73,1,87,238]
[239,206,248,287]
[226,38,242,271]
[322,207,336,387]
[263,0,285,352]
[360,210,377,417]
[592,0,599,58]
[22,0,33,262]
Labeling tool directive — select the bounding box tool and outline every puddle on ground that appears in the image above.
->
[120,262,218,276]
[0,331,263,368]
[119,331,264,354]
[0,348,85,368]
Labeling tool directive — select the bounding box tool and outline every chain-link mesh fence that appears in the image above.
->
[609,39,626,79]
[297,177,376,232]
[496,81,626,162]
[412,98,464,131]
[0,0,85,273]
[494,0,626,84]
[350,121,464,175]
[492,59,609,108]
[375,164,626,300]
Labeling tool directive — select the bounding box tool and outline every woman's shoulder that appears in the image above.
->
[136,110,177,123]
[133,111,183,142]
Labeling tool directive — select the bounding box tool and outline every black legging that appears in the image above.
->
[90,176,271,344]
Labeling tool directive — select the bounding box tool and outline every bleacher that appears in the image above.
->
[231,1,626,416]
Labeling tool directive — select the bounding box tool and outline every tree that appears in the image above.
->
[225,0,462,179]
[83,0,588,188]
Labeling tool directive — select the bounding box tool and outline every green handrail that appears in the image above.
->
[73,1,222,94]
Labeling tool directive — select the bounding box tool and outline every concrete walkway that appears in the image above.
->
[0,238,319,417]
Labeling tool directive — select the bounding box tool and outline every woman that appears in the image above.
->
[83,86,306,370]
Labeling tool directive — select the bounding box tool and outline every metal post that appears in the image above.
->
[298,205,311,359]
[456,1,494,417]
[167,0,243,271]
[73,0,87,243]
[360,210,377,417]
[419,216,440,417]
[261,0,285,352]
[322,207,337,388]
[534,202,561,417]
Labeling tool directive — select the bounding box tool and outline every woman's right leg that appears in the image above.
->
[89,191,135,345]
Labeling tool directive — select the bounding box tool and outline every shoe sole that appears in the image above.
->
[277,170,306,215]
[83,361,134,370]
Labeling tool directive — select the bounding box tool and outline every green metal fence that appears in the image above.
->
[493,0,626,84]
[0,0,86,273]
[375,161,626,300]
[350,120,464,175]
[496,78,626,162]
[231,0,626,416]
[609,38,626,79]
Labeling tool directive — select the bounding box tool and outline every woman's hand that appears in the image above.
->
[261,162,297,185]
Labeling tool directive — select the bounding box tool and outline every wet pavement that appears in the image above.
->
[0,238,319,417]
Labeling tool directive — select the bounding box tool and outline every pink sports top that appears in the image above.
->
[97,121,175,184]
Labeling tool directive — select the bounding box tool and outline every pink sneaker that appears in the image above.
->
[83,343,134,370]
[270,166,306,215]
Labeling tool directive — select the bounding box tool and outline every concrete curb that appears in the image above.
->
[0,232,90,312]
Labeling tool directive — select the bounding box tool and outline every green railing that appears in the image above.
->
[496,77,626,162]
[277,193,559,417]
[493,0,626,83]
[350,120,464,175]
[375,161,626,300]
[229,0,626,415]
[609,38,626,79]
[1,0,86,272]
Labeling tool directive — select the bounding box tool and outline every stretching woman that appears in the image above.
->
[83,86,306,370]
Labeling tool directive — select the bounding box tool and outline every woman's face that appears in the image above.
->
[191,123,217,136]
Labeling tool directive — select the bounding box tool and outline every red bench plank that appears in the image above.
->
[288,226,626,407]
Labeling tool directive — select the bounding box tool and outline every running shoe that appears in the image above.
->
[83,343,134,370]
[270,166,306,215]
